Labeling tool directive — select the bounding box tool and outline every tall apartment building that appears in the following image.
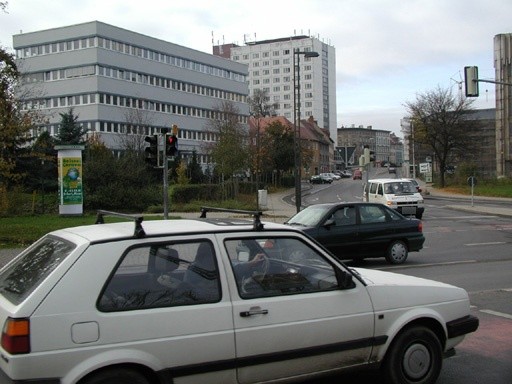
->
[13,21,249,167]
[214,35,337,139]
[494,33,512,178]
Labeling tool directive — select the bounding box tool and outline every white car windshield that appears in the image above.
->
[384,181,416,194]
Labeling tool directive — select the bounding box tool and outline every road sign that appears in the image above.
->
[419,163,431,173]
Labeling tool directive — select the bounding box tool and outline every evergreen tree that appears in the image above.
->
[188,151,204,184]
[55,108,88,145]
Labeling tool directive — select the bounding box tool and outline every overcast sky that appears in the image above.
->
[1,0,510,137]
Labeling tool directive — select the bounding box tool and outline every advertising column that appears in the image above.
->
[55,145,85,215]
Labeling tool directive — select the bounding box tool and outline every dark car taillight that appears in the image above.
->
[1,318,30,354]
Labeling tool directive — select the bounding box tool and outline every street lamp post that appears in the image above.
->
[293,48,319,213]
[411,122,416,179]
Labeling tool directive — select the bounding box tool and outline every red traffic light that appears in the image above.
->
[165,133,178,157]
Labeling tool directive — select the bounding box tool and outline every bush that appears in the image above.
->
[0,187,59,216]
[84,183,161,212]
[171,184,222,204]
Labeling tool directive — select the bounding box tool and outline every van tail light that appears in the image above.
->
[418,222,423,232]
[1,318,30,354]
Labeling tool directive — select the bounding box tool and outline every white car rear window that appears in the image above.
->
[0,236,76,305]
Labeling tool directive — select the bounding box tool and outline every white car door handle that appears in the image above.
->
[240,308,269,317]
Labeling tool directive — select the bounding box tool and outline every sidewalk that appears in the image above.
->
[174,188,297,222]
[420,183,512,218]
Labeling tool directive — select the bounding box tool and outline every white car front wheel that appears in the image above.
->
[382,326,443,384]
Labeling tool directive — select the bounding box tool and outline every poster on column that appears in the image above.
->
[59,157,83,205]
[56,145,84,215]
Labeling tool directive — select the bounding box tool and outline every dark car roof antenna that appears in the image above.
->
[200,207,264,231]
[95,210,146,238]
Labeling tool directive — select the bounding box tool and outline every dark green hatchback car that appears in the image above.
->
[285,202,425,264]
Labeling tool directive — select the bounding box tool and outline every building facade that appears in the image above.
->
[214,35,337,140]
[336,125,392,169]
[13,21,249,167]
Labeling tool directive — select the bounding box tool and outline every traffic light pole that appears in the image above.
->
[162,125,178,219]
[163,153,169,219]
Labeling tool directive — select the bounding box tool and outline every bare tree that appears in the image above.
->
[404,86,481,187]
[118,107,154,154]
[247,89,278,183]
[205,100,248,181]
[247,89,278,118]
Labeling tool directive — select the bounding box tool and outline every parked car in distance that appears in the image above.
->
[339,170,352,178]
[352,169,362,180]
[285,202,425,264]
[0,208,477,384]
[388,165,397,174]
[310,174,333,184]
[326,172,341,180]
[402,178,422,193]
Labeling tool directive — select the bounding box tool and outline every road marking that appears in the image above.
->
[427,215,498,220]
[381,260,478,270]
[480,309,512,320]
[465,241,507,246]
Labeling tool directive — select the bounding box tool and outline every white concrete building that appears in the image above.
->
[214,35,337,139]
[13,21,249,167]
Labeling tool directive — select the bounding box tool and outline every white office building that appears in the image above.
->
[13,21,249,166]
[214,35,337,139]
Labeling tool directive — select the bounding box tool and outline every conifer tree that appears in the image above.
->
[55,108,88,145]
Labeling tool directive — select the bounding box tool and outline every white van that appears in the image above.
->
[364,178,424,219]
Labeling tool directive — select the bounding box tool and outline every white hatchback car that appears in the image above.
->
[0,209,478,384]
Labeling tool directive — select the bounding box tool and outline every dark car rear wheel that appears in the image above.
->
[386,240,408,264]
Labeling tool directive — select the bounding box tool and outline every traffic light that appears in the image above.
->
[144,135,159,167]
[464,66,479,97]
[369,150,375,162]
[165,133,178,157]
[165,124,179,157]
